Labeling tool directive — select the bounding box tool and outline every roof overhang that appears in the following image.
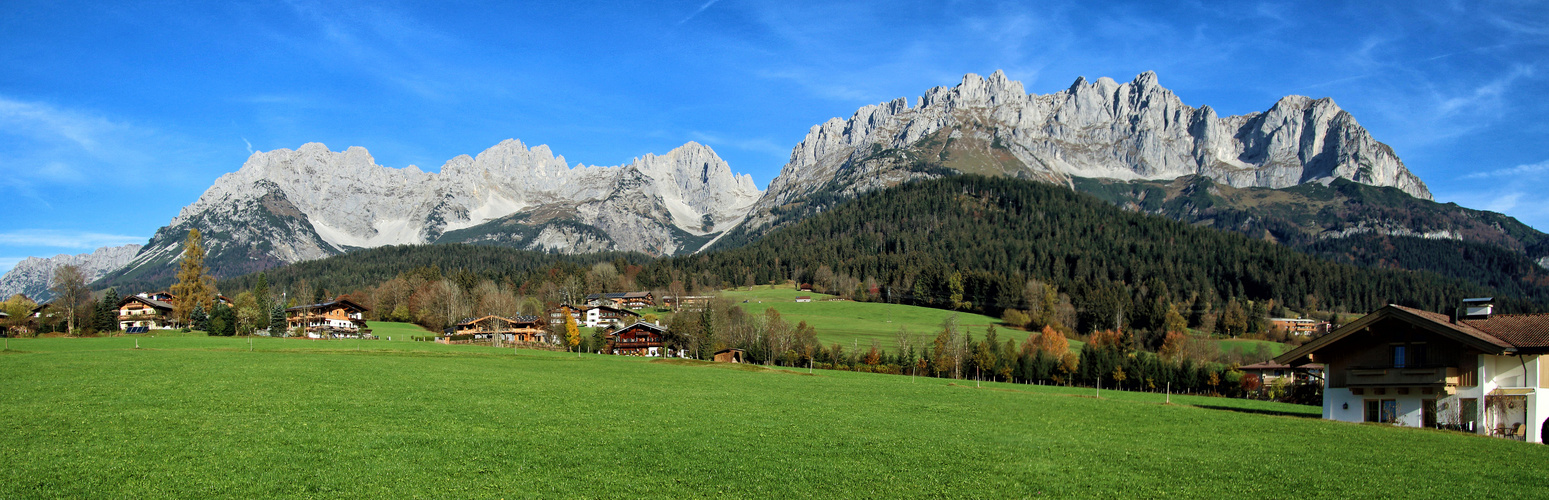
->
[1274,305,1512,365]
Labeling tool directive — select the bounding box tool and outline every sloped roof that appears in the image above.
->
[1274,304,1548,364]
[586,291,653,300]
[1461,313,1549,348]
[118,295,173,310]
[285,298,369,313]
[456,314,544,327]
[1240,361,1293,370]
[611,321,667,336]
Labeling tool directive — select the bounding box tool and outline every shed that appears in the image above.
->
[713,348,745,363]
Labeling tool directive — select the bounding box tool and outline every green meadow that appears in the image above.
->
[717,286,1067,349]
[3,336,1546,498]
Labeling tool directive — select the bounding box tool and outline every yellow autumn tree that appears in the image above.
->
[169,229,217,326]
[1035,325,1068,357]
[564,309,580,356]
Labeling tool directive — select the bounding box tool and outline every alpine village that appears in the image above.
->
[5,5,1549,496]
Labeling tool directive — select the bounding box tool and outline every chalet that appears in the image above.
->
[1240,360,1295,383]
[585,305,639,328]
[117,293,176,331]
[584,291,655,309]
[1275,298,1549,442]
[713,348,745,363]
[1269,317,1326,336]
[606,321,669,356]
[285,299,370,338]
[663,295,714,311]
[454,315,546,343]
[547,304,640,329]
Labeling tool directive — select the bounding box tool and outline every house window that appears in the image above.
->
[1460,398,1479,431]
[1366,399,1398,423]
[1392,346,1407,368]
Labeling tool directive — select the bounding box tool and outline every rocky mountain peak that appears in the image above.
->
[0,244,143,300]
[738,69,1435,240]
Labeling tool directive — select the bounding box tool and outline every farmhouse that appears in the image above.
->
[117,293,176,331]
[606,321,669,356]
[584,291,655,309]
[1275,298,1549,442]
[285,299,370,338]
[663,295,713,311]
[547,304,640,329]
[454,315,546,343]
[1269,317,1327,336]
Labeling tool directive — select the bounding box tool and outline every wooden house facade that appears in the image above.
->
[285,299,370,338]
[117,294,176,331]
[454,315,546,343]
[584,291,655,309]
[606,322,668,356]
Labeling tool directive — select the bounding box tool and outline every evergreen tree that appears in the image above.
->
[253,273,270,331]
[98,287,120,332]
[191,304,209,333]
[211,303,236,336]
[270,302,288,335]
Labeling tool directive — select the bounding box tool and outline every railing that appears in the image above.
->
[1345,366,1461,386]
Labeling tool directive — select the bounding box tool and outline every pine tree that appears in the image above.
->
[99,288,120,332]
[170,229,216,326]
[270,303,288,336]
[191,304,209,333]
[253,273,270,330]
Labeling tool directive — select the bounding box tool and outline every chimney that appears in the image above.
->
[1461,297,1494,320]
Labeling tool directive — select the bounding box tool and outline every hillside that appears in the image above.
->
[3,336,1543,497]
[1074,175,1549,293]
[657,175,1548,343]
[216,244,653,298]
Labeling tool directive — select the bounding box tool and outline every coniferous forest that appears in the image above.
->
[221,175,1546,337]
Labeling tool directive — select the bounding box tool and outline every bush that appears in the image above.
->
[1001,309,1030,328]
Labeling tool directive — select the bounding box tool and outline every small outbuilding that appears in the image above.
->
[794,296,811,303]
[713,348,745,363]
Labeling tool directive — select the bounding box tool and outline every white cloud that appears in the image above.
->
[688,131,791,157]
[0,97,118,151]
[0,257,24,276]
[0,230,146,250]
[1461,159,1549,179]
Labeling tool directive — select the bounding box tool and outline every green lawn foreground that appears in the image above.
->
[3,337,1546,498]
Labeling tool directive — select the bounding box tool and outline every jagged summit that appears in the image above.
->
[739,70,1431,239]
[93,139,763,289]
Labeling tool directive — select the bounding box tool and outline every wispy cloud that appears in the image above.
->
[0,230,146,250]
[0,97,121,152]
[0,257,25,275]
[677,0,723,26]
[1461,159,1549,179]
[687,131,790,157]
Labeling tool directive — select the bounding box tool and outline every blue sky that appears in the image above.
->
[2,0,1547,274]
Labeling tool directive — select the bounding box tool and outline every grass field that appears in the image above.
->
[4,336,1545,497]
[717,286,1082,350]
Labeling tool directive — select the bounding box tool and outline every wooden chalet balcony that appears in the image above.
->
[118,313,166,321]
[1345,366,1462,387]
